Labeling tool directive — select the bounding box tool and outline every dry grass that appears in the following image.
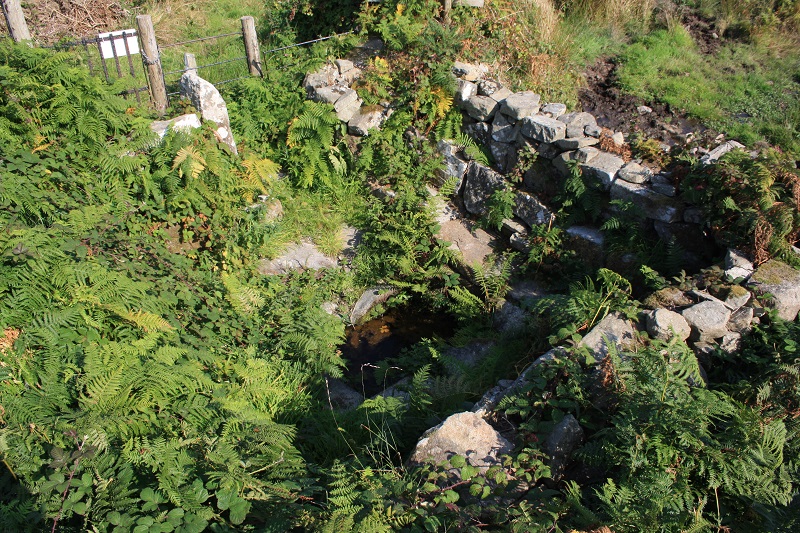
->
[2,0,130,44]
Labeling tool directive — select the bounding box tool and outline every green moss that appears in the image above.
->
[751,259,800,285]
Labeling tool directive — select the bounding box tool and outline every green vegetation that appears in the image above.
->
[1,0,800,531]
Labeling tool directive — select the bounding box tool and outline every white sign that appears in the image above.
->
[98,30,139,59]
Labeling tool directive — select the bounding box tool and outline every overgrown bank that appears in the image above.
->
[1,0,800,531]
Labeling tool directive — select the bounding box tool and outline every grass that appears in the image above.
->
[616,25,800,152]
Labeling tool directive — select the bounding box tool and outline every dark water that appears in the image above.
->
[340,305,457,395]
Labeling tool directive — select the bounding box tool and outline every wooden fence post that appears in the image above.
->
[184,53,197,75]
[443,0,452,23]
[2,0,32,42]
[241,16,262,77]
[136,15,168,115]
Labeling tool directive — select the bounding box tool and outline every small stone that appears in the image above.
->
[650,174,677,197]
[491,112,520,143]
[463,95,499,121]
[333,90,361,122]
[612,131,625,146]
[348,107,385,136]
[682,301,731,340]
[575,146,599,164]
[725,249,754,281]
[584,123,602,138]
[350,287,398,324]
[647,308,691,341]
[581,151,625,190]
[452,61,483,82]
[335,59,354,74]
[637,105,653,114]
[700,140,745,165]
[720,332,742,354]
[454,79,478,105]
[520,115,567,143]
[540,103,567,118]
[554,136,600,150]
[500,91,541,120]
[723,285,751,311]
[617,162,653,184]
[544,414,583,481]
[610,179,683,223]
[558,112,598,138]
[728,306,754,334]
[749,260,800,321]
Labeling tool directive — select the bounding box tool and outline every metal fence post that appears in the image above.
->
[241,16,262,77]
[136,15,168,115]
[2,0,32,42]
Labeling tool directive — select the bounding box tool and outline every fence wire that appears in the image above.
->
[161,32,242,49]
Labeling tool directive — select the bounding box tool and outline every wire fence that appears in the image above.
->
[43,31,149,104]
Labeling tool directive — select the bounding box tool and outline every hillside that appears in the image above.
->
[1,0,800,531]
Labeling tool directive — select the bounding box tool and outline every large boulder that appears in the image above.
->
[748,260,800,321]
[544,414,584,481]
[409,412,513,471]
[179,72,237,154]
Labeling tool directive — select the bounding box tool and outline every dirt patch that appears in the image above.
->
[0,0,129,45]
[682,10,722,55]
[578,57,717,148]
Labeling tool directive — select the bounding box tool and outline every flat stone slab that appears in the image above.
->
[520,115,566,143]
[554,136,599,150]
[350,287,398,324]
[452,61,485,82]
[540,103,567,118]
[701,140,745,165]
[348,108,385,136]
[150,113,201,139]
[580,151,624,190]
[618,162,653,184]
[437,219,497,268]
[500,91,541,120]
[682,300,731,340]
[258,241,337,275]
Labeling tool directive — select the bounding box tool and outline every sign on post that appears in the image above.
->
[98,30,139,59]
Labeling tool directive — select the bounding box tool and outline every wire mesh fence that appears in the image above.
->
[44,31,149,104]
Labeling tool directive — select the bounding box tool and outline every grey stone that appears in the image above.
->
[566,226,605,269]
[502,218,527,236]
[491,112,520,143]
[335,59,354,74]
[723,288,751,311]
[463,164,507,215]
[552,151,575,177]
[489,141,516,173]
[436,140,469,193]
[580,312,636,360]
[618,162,653,184]
[374,378,411,402]
[725,249,754,281]
[544,414,584,480]
[489,86,513,103]
[509,232,531,253]
[464,121,491,146]
[646,308,691,341]
[508,280,547,304]
[333,90,362,122]
[348,108,385,136]
[478,79,503,97]
[454,79,478,105]
[537,143,561,160]
[575,146,600,164]
[611,131,625,146]
[179,72,237,154]
[452,61,483,81]
[651,174,677,197]
[514,191,554,228]
[339,226,363,259]
[500,91,541,120]
[325,377,363,410]
[610,179,683,223]
[454,0,485,6]
[581,151,625,190]
[720,332,742,354]
[150,113,201,140]
[748,260,800,321]
[257,241,337,275]
[637,105,653,114]
[493,300,528,333]
[554,136,599,150]
[540,103,567,118]
[350,287,398,324]
[409,412,513,471]
[313,84,349,104]
[303,64,337,90]
[321,301,338,315]
[728,306,754,334]
[682,301,732,340]
[520,115,567,143]
[700,140,745,165]
[558,112,597,139]
[463,95,499,121]
[584,123,602,137]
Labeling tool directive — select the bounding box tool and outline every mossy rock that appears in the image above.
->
[750,259,799,286]
[643,286,692,310]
